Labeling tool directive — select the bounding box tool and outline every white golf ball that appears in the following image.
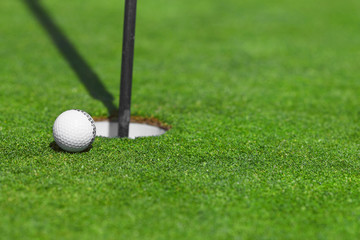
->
[53,109,96,152]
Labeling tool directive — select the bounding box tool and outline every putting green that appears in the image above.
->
[1,0,360,239]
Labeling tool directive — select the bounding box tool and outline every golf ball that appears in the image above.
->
[53,109,96,152]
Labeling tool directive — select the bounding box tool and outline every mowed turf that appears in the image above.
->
[1,0,360,239]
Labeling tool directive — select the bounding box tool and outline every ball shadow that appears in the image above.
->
[49,141,93,153]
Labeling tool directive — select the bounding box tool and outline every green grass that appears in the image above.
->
[1,0,360,239]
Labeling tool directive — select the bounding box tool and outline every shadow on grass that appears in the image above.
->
[23,0,117,116]
[49,141,93,153]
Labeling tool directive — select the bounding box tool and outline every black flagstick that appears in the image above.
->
[118,0,137,137]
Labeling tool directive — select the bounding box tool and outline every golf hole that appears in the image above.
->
[94,119,169,139]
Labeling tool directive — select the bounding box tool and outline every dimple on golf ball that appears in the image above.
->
[53,109,96,152]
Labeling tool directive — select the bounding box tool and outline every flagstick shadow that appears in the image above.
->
[23,0,117,115]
